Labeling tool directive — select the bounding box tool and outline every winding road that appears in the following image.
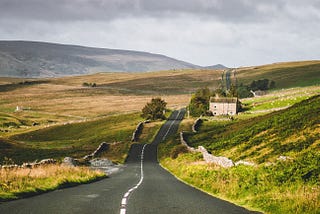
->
[0,109,258,214]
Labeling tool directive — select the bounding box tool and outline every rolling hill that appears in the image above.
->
[0,41,201,77]
[160,93,320,214]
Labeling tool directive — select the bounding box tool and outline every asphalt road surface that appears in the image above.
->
[0,109,259,214]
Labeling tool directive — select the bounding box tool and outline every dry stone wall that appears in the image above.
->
[131,120,150,142]
[1,158,57,169]
[192,118,203,133]
[180,132,255,168]
[83,142,109,160]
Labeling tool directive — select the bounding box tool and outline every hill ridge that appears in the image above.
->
[0,40,201,78]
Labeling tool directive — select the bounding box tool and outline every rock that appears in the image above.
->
[83,154,94,160]
[83,142,109,160]
[89,158,113,167]
[1,164,19,169]
[38,158,57,165]
[180,132,234,168]
[21,162,34,168]
[198,146,234,168]
[89,158,123,175]
[277,155,292,161]
[235,160,255,166]
[62,157,77,167]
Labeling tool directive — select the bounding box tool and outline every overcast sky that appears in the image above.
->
[0,0,319,67]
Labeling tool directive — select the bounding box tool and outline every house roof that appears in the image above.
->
[210,97,238,103]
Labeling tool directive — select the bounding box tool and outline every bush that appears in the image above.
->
[141,98,167,120]
[170,145,189,159]
[188,87,212,117]
[82,82,97,87]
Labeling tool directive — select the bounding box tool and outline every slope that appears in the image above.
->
[160,95,320,213]
[0,40,200,77]
[236,60,320,88]
[187,95,320,163]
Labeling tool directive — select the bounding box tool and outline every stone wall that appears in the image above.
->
[83,142,109,160]
[1,158,57,169]
[131,120,150,142]
[180,132,255,168]
[180,132,198,152]
[192,118,203,133]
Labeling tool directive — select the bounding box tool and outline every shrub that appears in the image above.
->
[170,145,189,159]
[141,98,167,120]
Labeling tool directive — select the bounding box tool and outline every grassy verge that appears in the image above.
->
[99,141,133,164]
[159,94,320,214]
[160,152,319,214]
[0,164,106,201]
[138,121,164,144]
[1,113,142,164]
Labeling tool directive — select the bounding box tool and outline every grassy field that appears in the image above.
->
[241,86,320,113]
[1,60,319,137]
[0,60,319,204]
[188,95,320,163]
[1,60,319,164]
[236,60,320,88]
[159,93,320,214]
[1,113,143,164]
[0,164,106,201]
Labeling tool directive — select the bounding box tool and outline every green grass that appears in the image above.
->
[1,113,142,164]
[237,61,320,89]
[161,152,319,214]
[187,95,320,163]
[159,93,320,214]
[138,121,164,144]
[0,61,320,206]
[241,86,320,112]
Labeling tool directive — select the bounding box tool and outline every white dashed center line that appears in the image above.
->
[162,109,181,140]
[120,144,147,214]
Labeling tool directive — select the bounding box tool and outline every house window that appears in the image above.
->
[214,105,217,108]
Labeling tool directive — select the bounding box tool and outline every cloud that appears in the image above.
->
[0,0,319,66]
[0,0,290,23]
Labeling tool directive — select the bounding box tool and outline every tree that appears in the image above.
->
[189,87,212,117]
[237,83,253,98]
[249,79,271,91]
[141,98,167,120]
[269,80,276,89]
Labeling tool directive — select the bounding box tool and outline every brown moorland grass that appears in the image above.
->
[1,60,319,156]
[0,81,190,136]
[1,60,319,136]
[0,164,106,201]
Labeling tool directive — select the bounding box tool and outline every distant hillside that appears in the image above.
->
[236,60,320,88]
[0,41,201,77]
[204,64,228,70]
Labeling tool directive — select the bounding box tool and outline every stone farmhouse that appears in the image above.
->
[209,96,239,116]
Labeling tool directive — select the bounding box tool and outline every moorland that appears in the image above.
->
[0,60,319,212]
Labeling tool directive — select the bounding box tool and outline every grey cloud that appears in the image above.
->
[0,0,138,21]
[0,0,319,67]
[0,0,294,23]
